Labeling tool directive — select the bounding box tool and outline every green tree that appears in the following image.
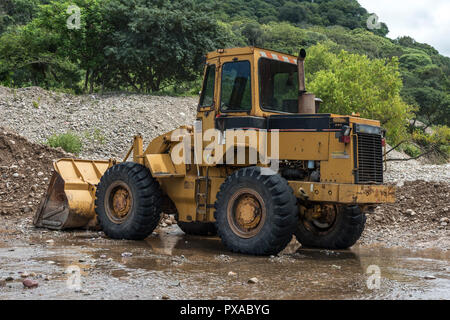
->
[241,21,266,47]
[398,48,450,128]
[34,0,108,92]
[101,0,225,92]
[0,0,42,34]
[0,0,107,91]
[262,22,328,54]
[0,22,80,89]
[306,43,413,144]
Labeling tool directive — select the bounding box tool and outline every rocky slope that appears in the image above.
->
[0,128,66,216]
[0,86,198,160]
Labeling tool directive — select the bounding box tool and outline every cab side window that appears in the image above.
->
[220,61,252,112]
[199,65,215,108]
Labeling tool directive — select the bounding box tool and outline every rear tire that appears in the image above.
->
[177,221,217,236]
[95,162,162,240]
[214,167,297,256]
[294,205,366,249]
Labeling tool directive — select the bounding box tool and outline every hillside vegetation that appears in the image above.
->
[0,0,449,159]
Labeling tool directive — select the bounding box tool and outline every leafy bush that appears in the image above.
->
[306,43,413,145]
[409,125,450,161]
[427,126,450,160]
[402,143,421,158]
[47,132,82,154]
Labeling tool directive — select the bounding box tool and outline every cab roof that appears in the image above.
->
[206,47,298,64]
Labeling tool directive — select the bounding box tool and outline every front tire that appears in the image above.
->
[214,167,297,256]
[294,205,366,249]
[95,162,162,240]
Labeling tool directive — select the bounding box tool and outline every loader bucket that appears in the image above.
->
[34,159,111,230]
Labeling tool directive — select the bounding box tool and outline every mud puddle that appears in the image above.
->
[0,226,449,300]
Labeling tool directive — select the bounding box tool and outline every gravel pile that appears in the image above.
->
[0,86,198,160]
[361,180,449,248]
[384,143,449,184]
[0,128,66,216]
[385,162,450,185]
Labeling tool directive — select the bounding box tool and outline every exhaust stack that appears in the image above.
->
[297,49,306,94]
[297,49,316,114]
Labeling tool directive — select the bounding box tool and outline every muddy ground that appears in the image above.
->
[0,226,449,300]
[0,122,449,299]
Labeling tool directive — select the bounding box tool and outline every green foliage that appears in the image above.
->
[101,0,226,93]
[402,143,421,158]
[305,44,412,144]
[412,126,450,161]
[261,22,328,54]
[198,0,388,36]
[399,52,433,70]
[0,21,81,90]
[432,126,450,160]
[93,128,105,144]
[313,26,401,58]
[241,21,266,47]
[0,0,225,93]
[84,128,105,145]
[34,0,108,92]
[32,99,40,109]
[0,0,42,34]
[47,132,83,154]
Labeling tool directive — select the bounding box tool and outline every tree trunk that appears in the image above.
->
[84,70,90,93]
[89,70,96,93]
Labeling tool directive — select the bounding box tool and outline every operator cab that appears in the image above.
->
[198,47,320,119]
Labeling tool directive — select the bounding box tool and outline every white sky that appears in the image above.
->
[358,0,450,57]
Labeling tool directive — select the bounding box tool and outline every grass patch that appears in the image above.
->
[92,128,105,144]
[47,132,82,154]
[83,128,106,145]
[402,143,421,158]
[32,97,41,109]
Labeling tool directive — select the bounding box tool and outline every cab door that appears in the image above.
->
[197,58,219,130]
[196,54,255,166]
[194,58,220,165]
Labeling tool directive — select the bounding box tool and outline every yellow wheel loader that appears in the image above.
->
[34,47,395,255]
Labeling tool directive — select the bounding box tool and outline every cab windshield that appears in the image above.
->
[259,58,298,113]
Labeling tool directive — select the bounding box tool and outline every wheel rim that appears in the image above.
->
[227,188,266,238]
[302,204,338,235]
[105,181,133,224]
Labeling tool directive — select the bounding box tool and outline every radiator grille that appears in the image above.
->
[356,133,383,184]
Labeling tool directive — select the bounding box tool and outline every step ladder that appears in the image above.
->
[195,170,211,222]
